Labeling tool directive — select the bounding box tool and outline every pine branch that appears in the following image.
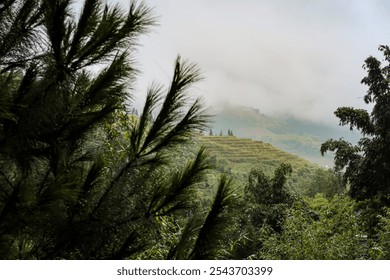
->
[69,1,155,70]
[138,57,209,158]
[66,0,100,65]
[42,0,72,70]
[129,84,163,157]
[0,0,43,69]
[167,216,199,260]
[190,175,239,259]
[148,146,212,215]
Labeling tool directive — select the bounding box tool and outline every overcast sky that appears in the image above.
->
[102,0,390,125]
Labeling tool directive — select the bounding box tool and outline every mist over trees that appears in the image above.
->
[0,0,389,260]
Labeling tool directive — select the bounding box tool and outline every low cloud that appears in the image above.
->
[115,0,390,125]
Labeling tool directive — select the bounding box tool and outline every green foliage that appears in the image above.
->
[1,0,158,259]
[231,163,293,259]
[259,195,370,259]
[320,45,390,252]
[0,0,237,260]
[245,163,293,232]
[2,0,388,261]
[372,206,390,259]
[301,168,345,199]
[189,175,241,259]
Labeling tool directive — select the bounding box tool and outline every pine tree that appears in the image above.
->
[0,0,156,259]
[0,0,241,260]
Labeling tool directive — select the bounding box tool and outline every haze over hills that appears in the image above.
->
[208,103,360,167]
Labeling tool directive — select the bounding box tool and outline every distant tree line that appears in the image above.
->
[208,129,234,136]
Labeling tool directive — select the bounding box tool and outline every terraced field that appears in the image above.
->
[198,135,314,169]
[196,135,323,194]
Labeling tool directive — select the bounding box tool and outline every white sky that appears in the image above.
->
[89,0,390,124]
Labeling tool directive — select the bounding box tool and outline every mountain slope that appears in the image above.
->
[198,136,312,174]
[209,103,359,166]
[196,135,339,196]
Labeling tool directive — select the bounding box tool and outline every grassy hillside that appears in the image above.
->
[198,136,312,173]
[210,103,359,167]
[196,135,331,195]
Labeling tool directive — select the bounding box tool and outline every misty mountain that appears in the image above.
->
[209,103,360,166]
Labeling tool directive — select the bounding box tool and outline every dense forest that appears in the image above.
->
[0,0,389,260]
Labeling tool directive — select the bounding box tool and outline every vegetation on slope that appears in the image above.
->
[197,135,344,197]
